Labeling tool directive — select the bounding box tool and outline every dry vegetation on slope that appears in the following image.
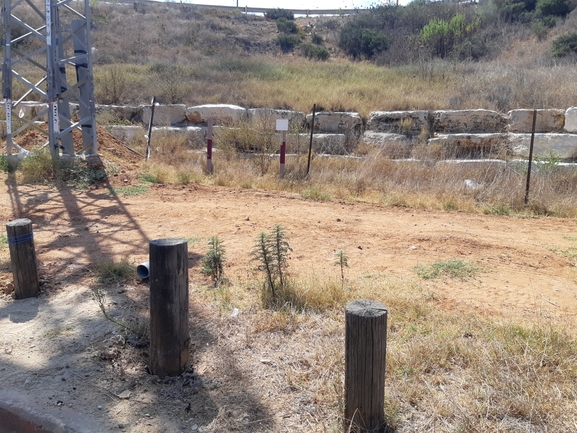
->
[8,1,577,113]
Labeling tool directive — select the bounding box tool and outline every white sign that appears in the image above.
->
[5,100,11,135]
[276,119,289,131]
[51,101,59,132]
[46,0,51,45]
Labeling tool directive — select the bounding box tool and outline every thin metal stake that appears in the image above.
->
[306,104,316,176]
[524,109,537,205]
[146,96,156,160]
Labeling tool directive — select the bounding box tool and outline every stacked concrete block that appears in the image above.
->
[142,104,187,126]
[186,104,247,125]
[508,109,565,133]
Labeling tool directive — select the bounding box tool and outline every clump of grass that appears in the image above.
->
[0,234,7,250]
[301,187,331,201]
[484,204,511,216]
[549,247,577,264]
[96,260,135,285]
[414,258,479,281]
[112,184,149,197]
[18,151,56,183]
[140,165,170,184]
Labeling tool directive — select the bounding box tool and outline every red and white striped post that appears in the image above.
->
[280,130,286,178]
[276,119,289,179]
[206,118,213,174]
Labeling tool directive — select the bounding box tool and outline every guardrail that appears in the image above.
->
[118,0,365,15]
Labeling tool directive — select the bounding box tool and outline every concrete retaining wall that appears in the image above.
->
[5,101,577,159]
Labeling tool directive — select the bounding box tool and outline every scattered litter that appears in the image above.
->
[464,179,482,190]
[118,390,131,399]
[231,308,239,318]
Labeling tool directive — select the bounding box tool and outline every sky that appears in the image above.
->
[181,0,410,12]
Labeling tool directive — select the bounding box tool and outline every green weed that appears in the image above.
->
[483,205,511,216]
[112,184,149,197]
[201,236,226,287]
[414,258,479,281]
[252,224,292,307]
[301,187,331,201]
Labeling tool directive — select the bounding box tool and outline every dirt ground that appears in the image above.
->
[1,134,577,432]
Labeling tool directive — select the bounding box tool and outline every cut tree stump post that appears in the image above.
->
[6,218,39,299]
[345,299,388,432]
[149,238,190,378]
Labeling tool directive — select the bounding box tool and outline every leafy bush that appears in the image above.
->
[339,22,388,60]
[19,151,55,183]
[277,33,300,52]
[276,17,297,34]
[495,0,538,22]
[301,43,330,61]
[0,155,9,173]
[420,14,476,58]
[536,0,570,16]
[552,32,577,57]
[311,33,323,45]
[264,8,294,20]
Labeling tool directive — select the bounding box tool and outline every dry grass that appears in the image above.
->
[133,133,577,218]
[190,269,577,432]
[6,1,577,114]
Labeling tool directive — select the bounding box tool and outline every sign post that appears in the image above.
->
[276,119,289,179]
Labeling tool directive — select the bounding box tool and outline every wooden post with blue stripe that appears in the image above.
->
[6,218,39,299]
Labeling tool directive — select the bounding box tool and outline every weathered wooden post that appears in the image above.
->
[6,218,39,299]
[345,299,388,432]
[149,238,189,378]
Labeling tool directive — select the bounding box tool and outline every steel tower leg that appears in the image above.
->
[2,0,97,158]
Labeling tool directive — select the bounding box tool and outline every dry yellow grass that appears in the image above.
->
[192,269,577,432]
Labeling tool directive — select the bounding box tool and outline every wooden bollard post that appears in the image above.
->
[149,238,189,378]
[345,300,388,432]
[6,218,39,299]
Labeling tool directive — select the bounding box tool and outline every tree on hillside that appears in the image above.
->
[339,21,388,60]
[420,14,477,59]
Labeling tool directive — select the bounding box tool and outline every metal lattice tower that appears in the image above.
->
[2,0,97,157]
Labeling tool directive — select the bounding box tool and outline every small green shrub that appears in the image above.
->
[264,8,294,20]
[311,33,323,45]
[339,22,388,60]
[19,151,55,183]
[277,33,300,52]
[334,249,349,289]
[536,0,570,17]
[277,17,297,34]
[0,155,9,173]
[252,224,292,307]
[552,32,577,57]
[301,43,330,61]
[201,237,226,287]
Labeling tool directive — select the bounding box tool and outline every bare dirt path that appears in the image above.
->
[0,179,576,432]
